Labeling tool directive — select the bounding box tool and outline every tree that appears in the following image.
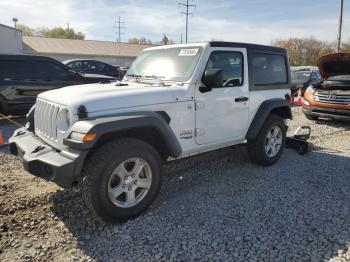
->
[272,37,334,66]
[128,37,152,45]
[13,23,85,40]
[160,34,174,45]
[41,27,85,40]
[16,23,34,36]
[342,42,350,52]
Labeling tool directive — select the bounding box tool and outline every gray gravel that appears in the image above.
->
[1,107,350,261]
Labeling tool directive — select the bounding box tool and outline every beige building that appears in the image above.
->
[0,24,152,67]
[0,24,23,54]
[22,36,152,66]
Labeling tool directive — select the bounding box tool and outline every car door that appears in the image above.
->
[83,61,99,74]
[0,59,39,104]
[33,60,74,93]
[194,48,249,145]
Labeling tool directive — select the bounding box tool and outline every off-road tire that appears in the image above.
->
[81,138,162,223]
[247,114,286,166]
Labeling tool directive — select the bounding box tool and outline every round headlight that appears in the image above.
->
[57,109,70,133]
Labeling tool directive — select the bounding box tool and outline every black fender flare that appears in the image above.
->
[63,111,182,158]
[245,99,292,140]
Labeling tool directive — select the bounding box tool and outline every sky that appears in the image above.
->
[0,0,349,45]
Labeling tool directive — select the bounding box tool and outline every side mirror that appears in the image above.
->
[68,70,78,79]
[201,69,223,92]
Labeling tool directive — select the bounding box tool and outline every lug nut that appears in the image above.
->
[128,187,132,191]
[134,181,137,184]
[124,176,128,180]
[122,184,126,188]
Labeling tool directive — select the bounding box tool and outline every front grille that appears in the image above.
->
[34,99,61,142]
[314,90,350,105]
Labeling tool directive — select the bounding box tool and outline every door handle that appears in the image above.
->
[235,96,249,102]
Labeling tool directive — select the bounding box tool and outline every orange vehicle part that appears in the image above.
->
[303,91,350,111]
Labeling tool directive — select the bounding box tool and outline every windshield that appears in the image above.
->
[291,71,310,83]
[126,47,203,82]
[327,75,350,81]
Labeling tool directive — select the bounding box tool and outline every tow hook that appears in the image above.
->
[286,126,312,155]
[31,145,45,154]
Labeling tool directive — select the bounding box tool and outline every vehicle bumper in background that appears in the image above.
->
[9,128,87,188]
[302,106,350,120]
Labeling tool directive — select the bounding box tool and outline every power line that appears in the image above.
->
[179,0,196,43]
[337,0,344,52]
[114,16,126,43]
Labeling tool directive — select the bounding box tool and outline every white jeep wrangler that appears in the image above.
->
[10,42,292,222]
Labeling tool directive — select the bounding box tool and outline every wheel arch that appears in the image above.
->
[64,111,182,161]
[245,98,292,140]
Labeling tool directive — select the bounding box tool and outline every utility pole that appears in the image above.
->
[179,0,196,43]
[337,0,344,52]
[114,16,126,43]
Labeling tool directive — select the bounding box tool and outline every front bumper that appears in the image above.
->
[303,106,350,120]
[9,128,87,188]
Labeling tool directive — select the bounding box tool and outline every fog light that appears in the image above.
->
[303,99,310,106]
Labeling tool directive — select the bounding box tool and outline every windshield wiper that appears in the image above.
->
[127,74,167,86]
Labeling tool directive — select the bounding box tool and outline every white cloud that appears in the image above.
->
[0,0,348,44]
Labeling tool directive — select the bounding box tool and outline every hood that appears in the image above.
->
[317,53,350,79]
[80,73,116,80]
[38,82,185,114]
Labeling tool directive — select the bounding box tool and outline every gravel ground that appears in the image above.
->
[1,107,350,262]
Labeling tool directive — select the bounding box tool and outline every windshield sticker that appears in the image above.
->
[178,48,199,56]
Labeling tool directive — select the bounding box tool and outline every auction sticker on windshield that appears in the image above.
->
[179,48,199,56]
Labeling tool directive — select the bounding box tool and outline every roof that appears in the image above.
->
[22,36,153,58]
[144,41,286,53]
[0,23,22,32]
[210,41,287,53]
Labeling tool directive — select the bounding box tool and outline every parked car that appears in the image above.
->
[119,66,129,78]
[63,59,121,79]
[291,69,322,95]
[10,42,292,222]
[303,53,350,121]
[0,55,116,114]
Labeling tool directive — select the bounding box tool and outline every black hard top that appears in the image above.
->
[210,41,286,53]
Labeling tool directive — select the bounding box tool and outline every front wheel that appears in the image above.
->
[247,114,286,166]
[81,138,162,222]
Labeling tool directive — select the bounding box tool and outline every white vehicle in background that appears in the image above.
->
[10,42,292,222]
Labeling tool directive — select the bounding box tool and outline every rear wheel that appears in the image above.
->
[81,138,162,222]
[247,114,286,166]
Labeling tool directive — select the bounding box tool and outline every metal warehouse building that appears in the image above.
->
[0,24,152,66]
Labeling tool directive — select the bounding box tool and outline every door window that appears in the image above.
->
[0,60,36,80]
[35,61,69,80]
[83,61,98,71]
[68,61,83,71]
[251,54,287,85]
[205,51,243,87]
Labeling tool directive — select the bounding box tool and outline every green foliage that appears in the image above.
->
[128,37,153,45]
[16,23,34,36]
[15,24,85,40]
[41,27,85,40]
